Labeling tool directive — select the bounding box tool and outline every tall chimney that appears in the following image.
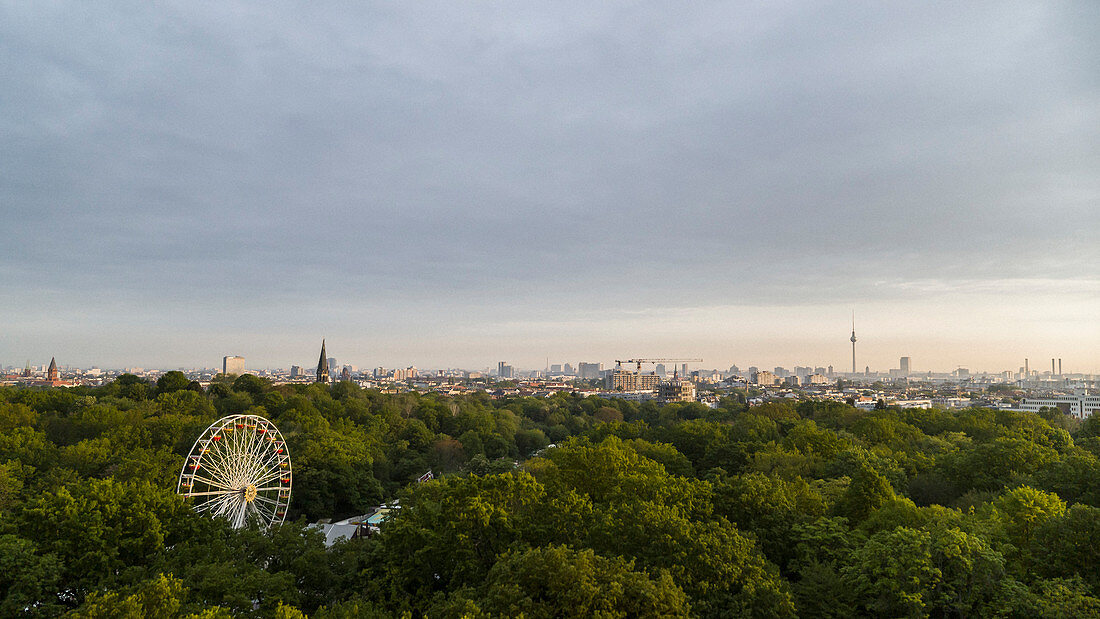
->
[1025,358,1029,377]
[1058,359,1062,375]
[1053,359,1056,375]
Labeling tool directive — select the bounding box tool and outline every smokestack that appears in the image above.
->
[1025,358,1029,377]
[1053,359,1056,375]
[1058,359,1062,375]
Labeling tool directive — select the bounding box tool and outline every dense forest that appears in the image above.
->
[3,373,1100,617]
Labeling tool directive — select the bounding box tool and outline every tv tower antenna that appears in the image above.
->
[850,311,858,375]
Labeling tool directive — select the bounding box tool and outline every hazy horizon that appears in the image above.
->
[3,3,1097,373]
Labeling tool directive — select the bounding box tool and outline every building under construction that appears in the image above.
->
[606,358,702,401]
[656,378,696,403]
[607,369,661,391]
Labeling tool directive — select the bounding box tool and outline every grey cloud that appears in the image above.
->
[1,1,1097,367]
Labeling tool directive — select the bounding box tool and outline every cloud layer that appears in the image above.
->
[2,2,1097,371]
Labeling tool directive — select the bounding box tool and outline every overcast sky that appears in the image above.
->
[2,2,1097,373]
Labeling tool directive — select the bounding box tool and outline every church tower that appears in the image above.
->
[316,340,330,383]
[47,357,58,382]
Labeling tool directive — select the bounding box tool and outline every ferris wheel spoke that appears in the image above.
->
[190,475,235,491]
[236,501,251,525]
[244,457,282,486]
[253,495,280,508]
[185,489,239,497]
[197,494,238,516]
[252,465,289,487]
[242,432,277,479]
[229,503,245,527]
[193,492,231,510]
[251,500,271,523]
[253,497,276,520]
[216,497,243,520]
[197,448,236,484]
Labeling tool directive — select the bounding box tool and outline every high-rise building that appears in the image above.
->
[752,370,776,386]
[681,363,688,377]
[655,363,666,377]
[550,364,562,374]
[498,362,514,379]
[316,340,330,383]
[223,356,245,375]
[290,365,303,378]
[900,357,911,375]
[564,363,575,375]
[578,362,602,380]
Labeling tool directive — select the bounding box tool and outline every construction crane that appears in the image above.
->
[614,358,703,372]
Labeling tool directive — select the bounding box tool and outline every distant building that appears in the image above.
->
[290,365,303,378]
[654,363,666,377]
[607,369,660,391]
[752,370,777,386]
[1020,390,1100,420]
[498,362,514,379]
[223,356,245,375]
[316,340,330,383]
[578,362,603,380]
[564,363,575,375]
[804,374,829,386]
[900,357,911,375]
[47,357,58,382]
[657,378,696,403]
[550,364,562,374]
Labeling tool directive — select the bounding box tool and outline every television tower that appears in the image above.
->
[850,312,858,375]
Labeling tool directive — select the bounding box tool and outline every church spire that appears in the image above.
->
[316,339,330,383]
[48,357,58,382]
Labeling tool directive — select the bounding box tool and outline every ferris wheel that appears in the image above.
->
[176,414,292,529]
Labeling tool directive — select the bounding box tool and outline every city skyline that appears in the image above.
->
[2,3,1097,373]
[5,329,1095,377]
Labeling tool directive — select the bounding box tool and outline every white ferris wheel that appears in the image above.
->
[176,414,292,529]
